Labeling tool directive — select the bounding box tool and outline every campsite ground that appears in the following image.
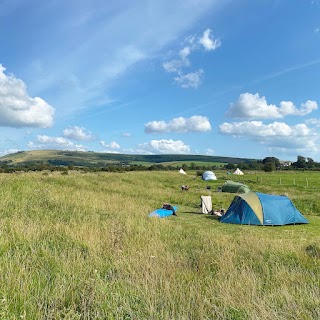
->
[0,170,319,319]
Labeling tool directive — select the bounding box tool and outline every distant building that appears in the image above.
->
[280,161,292,167]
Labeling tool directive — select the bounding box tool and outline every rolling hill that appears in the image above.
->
[0,150,258,167]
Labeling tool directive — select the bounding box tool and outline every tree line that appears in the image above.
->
[0,155,318,173]
[252,156,320,172]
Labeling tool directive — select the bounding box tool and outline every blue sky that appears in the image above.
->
[1,0,320,161]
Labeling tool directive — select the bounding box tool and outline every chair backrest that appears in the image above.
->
[201,195,212,214]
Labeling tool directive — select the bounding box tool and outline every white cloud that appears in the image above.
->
[100,140,120,149]
[227,93,318,119]
[163,46,192,74]
[179,46,192,60]
[184,34,196,45]
[199,29,221,51]
[300,100,318,114]
[205,148,215,155]
[163,28,221,88]
[63,126,93,141]
[122,132,132,137]
[219,121,309,137]
[37,135,72,145]
[0,149,20,156]
[163,59,189,73]
[28,135,87,151]
[0,65,55,128]
[219,120,318,151]
[24,1,222,114]
[174,69,204,89]
[145,115,211,133]
[305,118,320,126]
[99,149,120,154]
[138,139,190,154]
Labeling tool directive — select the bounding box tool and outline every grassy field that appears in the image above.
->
[0,170,319,319]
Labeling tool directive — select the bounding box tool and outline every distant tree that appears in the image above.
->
[248,161,263,170]
[264,162,275,172]
[262,157,280,168]
[182,163,188,170]
[238,163,250,170]
[307,157,315,169]
[293,156,307,169]
[225,163,236,170]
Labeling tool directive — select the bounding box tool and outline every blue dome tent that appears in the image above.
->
[202,171,217,181]
[220,191,308,226]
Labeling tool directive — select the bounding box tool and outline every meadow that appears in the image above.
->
[0,170,319,319]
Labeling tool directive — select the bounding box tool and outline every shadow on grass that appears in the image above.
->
[204,215,221,221]
[183,211,222,222]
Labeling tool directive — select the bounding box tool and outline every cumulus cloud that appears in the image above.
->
[206,148,215,155]
[163,28,220,88]
[219,120,318,151]
[137,139,190,154]
[36,135,73,145]
[199,29,221,51]
[174,69,204,89]
[227,93,318,119]
[28,135,86,151]
[305,118,320,126]
[0,149,20,156]
[145,115,211,133]
[0,65,55,128]
[300,100,318,114]
[219,121,310,137]
[63,126,93,141]
[100,140,120,149]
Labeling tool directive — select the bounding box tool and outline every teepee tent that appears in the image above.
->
[220,192,308,226]
[233,168,244,175]
[202,171,217,181]
[179,168,187,174]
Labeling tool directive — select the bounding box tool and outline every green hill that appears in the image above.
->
[0,150,258,167]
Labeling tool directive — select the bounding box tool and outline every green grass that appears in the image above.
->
[0,170,319,319]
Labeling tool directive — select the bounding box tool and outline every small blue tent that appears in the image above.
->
[202,171,217,181]
[220,191,308,226]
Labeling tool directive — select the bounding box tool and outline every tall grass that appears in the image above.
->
[0,171,319,319]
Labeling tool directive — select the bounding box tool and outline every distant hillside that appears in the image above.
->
[0,150,258,167]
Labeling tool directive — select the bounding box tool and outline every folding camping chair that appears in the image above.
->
[200,195,213,214]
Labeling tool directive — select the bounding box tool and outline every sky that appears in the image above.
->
[0,0,320,161]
